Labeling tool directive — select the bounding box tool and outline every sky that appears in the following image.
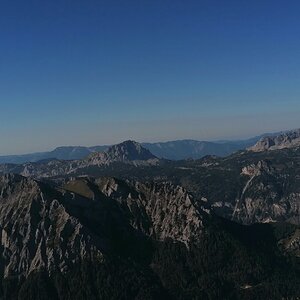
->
[1,0,300,155]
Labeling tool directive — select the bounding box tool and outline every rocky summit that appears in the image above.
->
[248,128,300,152]
[85,140,159,166]
[0,141,161,178]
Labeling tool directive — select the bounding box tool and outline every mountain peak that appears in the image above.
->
[106,140,157,161]
[248,128,300,152]
[82,140,158,168]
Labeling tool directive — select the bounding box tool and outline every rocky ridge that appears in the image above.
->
[1,133,300,299]
[0,174,206,282]
[0,174,103,279]
[0,171,299,299]
[0,141,160,178]
[248,128,300,152]
[65,177,205,245]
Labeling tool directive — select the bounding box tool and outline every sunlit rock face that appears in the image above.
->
[248,129,300,152]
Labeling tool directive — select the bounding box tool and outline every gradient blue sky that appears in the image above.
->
[1,0,300,154]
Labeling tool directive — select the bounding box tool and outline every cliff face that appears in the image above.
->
[0,174,104,279]
[0,174,206,281]
[233,160,300,224]
[173,152,300,226]
[248,129,300,152]
[0,174,299,299]
[65,177,205,245]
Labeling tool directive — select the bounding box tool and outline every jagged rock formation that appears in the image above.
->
[233,160,300,224]
[0,174,104,278]
[248,128,300,152]
[88,147,300,227]
[169,150,300,226]
[72,177,204,245]
[0,174,205,281]
[201,153,300,225]
[2,141,299,227]
[2,140,299,227]
[0,174,299,299]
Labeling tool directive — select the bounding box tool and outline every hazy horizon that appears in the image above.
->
[1,1,300,155]
[0,124,298,156]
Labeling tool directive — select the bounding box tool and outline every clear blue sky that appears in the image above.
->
[1,0,300,154]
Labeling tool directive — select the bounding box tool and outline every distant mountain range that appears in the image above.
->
[143,136,261,160]
[0,140,161,178]
[0,145,109,164]
[0,130,285,164]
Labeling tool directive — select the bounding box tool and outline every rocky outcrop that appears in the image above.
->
[66,177,205,245]
[0,174,207,281]
[248,129,300,152]
[0,174,104,279]
[0,174,299,299]
[231,159,300,225]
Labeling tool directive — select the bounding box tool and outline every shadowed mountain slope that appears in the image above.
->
[0,174,299,299]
